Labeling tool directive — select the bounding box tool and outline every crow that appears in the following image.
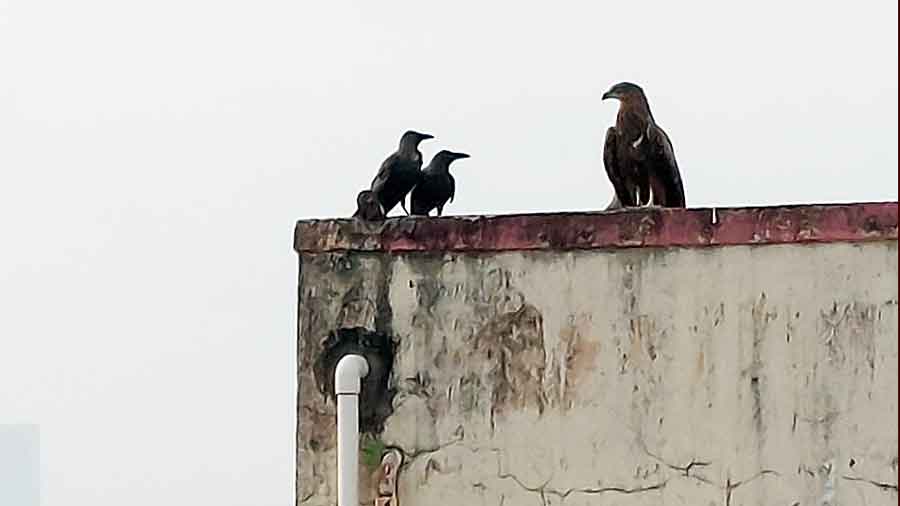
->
[352,189,385,221]
[410,150,470,216]
[370,130,434,215]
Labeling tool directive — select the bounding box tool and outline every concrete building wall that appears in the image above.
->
[294,203,898,506]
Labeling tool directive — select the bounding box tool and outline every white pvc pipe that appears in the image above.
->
[335,354,370,506]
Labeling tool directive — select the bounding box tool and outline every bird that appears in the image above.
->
[601,82,686,208]
[370,130,434,216]
[410,150,470,216]
[352,189,385,222]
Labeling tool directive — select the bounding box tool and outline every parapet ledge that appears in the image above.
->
[294,201,898,254]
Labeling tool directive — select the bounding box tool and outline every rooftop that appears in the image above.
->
[294,201,898,254]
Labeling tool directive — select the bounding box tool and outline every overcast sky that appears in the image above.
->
[0,0,897,504]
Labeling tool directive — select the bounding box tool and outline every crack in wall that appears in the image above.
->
[639,442,712,479]
[724,470,780,506]
[637,439,782,504]
[493,450,668,505]
[397,428,465,469]
[842,475,900,492]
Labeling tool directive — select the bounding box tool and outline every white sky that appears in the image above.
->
[0,1,897,504]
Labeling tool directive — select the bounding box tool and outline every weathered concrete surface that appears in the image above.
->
[295,204,898,506]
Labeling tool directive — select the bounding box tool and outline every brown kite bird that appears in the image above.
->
[602,82,686,208]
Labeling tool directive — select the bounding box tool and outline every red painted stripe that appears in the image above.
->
[294,202,898,253]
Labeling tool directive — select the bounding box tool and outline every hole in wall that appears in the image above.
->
[314,327,397,433]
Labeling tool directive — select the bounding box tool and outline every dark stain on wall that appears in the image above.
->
[313,327,397,434]
[471,303,548,415]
